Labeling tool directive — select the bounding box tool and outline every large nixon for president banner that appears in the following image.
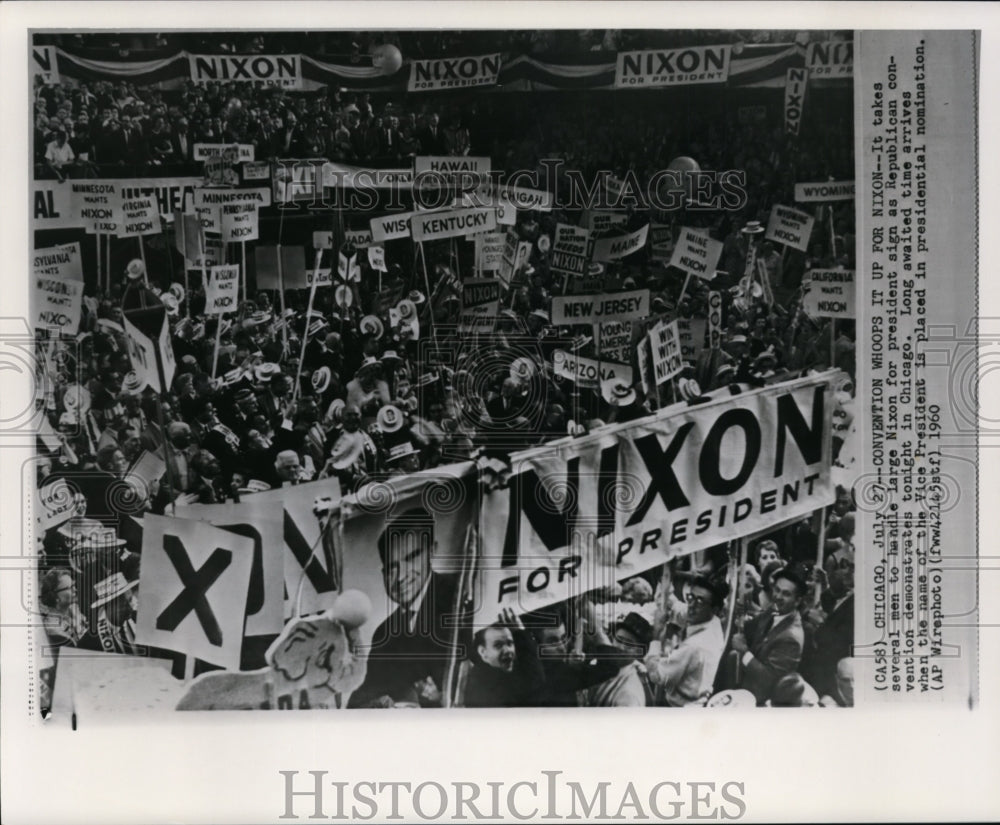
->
[475,373,838,625]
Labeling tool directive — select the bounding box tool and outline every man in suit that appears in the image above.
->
[170,117,195,165]
[256,372,292,430]
[529,606,627,706]
[380,115,401,160]
[731,567,807,705]
[485,377,528,422]
[348,507,460,708]
[464,608,546,708]
[157,421,202,501]
[275,113,306,157]
[95,116,128,166]
[119,114,145,167]
[800,558,855,701]
[417,112,446,155]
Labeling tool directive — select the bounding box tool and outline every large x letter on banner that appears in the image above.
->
[135,513,254,670]
[156,536,231,646]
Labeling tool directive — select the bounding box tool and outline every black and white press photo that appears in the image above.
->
[1,6,993,823]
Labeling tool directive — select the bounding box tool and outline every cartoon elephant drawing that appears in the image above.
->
[176,590,371,711]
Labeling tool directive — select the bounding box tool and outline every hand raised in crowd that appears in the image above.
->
[499,606,523,631]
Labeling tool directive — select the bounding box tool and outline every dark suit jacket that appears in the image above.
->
[170,130,195,163]
[417,126,446,155]
[95,127,127,165]
[800,592,854,698]
[485,394,531,423]
[255,389,285,429]
[349,572,461,707]
[536,645,630,707]
[741,609,805,705]
[464,629,546,708]
[120,126,145,165]
[375,127,400,158]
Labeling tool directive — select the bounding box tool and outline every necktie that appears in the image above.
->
[759,613,775,643]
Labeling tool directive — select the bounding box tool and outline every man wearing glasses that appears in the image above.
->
[644,567,728,707]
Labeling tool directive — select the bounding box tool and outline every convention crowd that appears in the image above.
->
[35,51,857,710]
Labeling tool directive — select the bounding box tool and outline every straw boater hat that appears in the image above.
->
[510,357,536,382]
[741,221,765,236]
[237,479,272,495]
[715,362,737,381]
[121,371,143,395]
[359,315,384,338]
[379,349,402,368]
[376,404,404,433]
[387,441,420,463]
[407,290,426,306]
[60,518,127,549]
[253,362,282,384]
[311,366,332,394]
[677,377,704,402]
[125,259,146,280]
[395,299,417,320]
[325,397,345,424]
[91,572,138,609]
[169,283,186,303]
[356,356,382,378]
[603,380,637,407]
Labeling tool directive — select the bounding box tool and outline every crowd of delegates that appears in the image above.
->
[463,517,856,709]
[34,30,853,193]
[34,75,481,180]
[350,493,855,709]
[34,45,856,708]
[35,228,857,708]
